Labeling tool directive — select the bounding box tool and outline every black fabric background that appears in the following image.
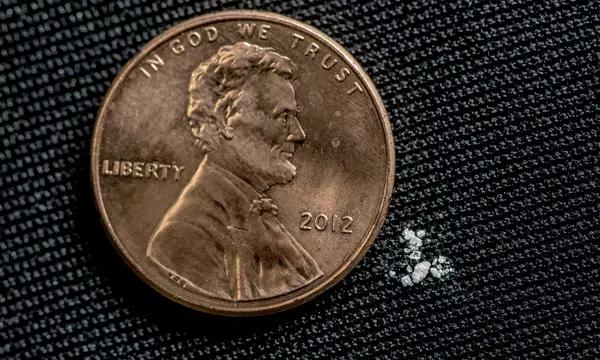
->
[2,0,599,358]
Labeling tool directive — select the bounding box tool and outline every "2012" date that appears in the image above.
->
[300,212,353,233]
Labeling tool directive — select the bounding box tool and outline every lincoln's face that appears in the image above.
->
[225,72,306,191]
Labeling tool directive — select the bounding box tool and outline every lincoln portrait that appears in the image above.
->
[146,42,323,301]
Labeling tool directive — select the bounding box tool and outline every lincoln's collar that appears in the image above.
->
[185,158,272,229]
[201,159,266,201]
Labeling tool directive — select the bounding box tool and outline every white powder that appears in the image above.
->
[396,228,454,287]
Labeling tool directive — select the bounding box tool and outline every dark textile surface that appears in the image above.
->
[1,0,599,358]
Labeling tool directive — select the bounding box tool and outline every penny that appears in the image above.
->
[91,10,395,316]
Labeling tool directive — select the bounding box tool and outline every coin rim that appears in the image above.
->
[90,10,395,316]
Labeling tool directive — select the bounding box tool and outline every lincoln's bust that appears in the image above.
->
[147,42,323,301]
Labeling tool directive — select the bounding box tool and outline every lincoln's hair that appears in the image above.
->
[186,42,298,153]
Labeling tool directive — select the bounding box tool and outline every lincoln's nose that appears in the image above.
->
[287,116,306,142]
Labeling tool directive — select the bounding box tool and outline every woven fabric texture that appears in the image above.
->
[2,0,599,358]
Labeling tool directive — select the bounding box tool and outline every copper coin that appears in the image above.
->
[91,10,395,316]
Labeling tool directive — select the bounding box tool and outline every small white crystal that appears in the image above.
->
[401,275,414,287]
[411,261,431,283]
[408,250,422,261]
[403,228,415,241]
[430,267,441,278]
[408,236,422,248]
